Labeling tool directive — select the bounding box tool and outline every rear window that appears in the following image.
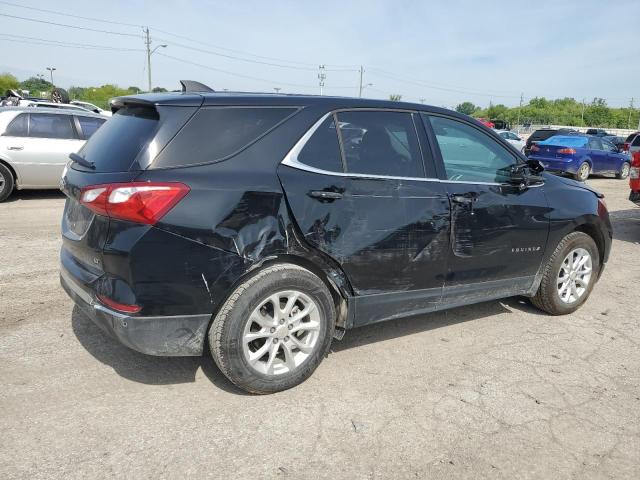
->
[633,135,640,147]
[152,107,297,168]
[530,129,556,141]
[78,106,158,172]
[540,135,588,148]
[625,133,638,142]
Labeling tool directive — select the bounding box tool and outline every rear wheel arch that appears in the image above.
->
[0,159,17,184]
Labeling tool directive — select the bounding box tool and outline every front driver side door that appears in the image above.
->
[423,114,551,304]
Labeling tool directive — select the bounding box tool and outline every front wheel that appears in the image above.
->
[209,264,335,394]
[616,162,630,179]
[574,162,590,182]
[531,232,599,315]
[0,163,15,202]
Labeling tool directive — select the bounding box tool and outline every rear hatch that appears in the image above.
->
[60,96,200,291]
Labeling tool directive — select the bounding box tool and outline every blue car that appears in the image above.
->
[528,135,631,182]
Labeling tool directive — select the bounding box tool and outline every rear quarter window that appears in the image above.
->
[152,107,298,168]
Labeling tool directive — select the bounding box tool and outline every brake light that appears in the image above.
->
[80,182,189,225]
[530,144,540,152]
[632,152,640,167]
[557,148,576,154]
[97,294,141,313]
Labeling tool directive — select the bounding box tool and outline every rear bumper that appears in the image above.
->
[60,266,210,356]
[528,155,577,174]
[630,190,640,206]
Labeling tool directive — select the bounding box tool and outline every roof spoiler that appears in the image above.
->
[180,80,215,93]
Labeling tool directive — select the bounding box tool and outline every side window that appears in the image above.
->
[296,116,343,172]
[335,110,424,178]
[4,113,28,137]
[77,116,106,139]
[498,132,508,139]
[508,132,520,140]
[426,115,518,183]
[601,141,616,152]
[588,137,603,150]
[153,107,297,168]
[632,135,640,147]
[29,113,75,139]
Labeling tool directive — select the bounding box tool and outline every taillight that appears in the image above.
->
[530,144,540,152]
[622,142,629,152]
[557,148,576,154]
[632,152,640,167]
[97,294,141,313]
[80,182,189,225]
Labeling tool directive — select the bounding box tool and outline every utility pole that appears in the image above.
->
[419,98,426,104]
[144,27,167,93]
[274,87,281,94]
[628,98,634,129]
[516,92,523,128]
[581,98,586,127]
[358,66,364,97]
[318,65,326,96]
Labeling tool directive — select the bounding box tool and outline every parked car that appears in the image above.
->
[60,83,612,393]
[70,100,112,117]
[602,135,625,151]
[629,151,640,206]
[523,128,578,156]
[0,108,107,201]
[495,129,525,152]
[25,101,92,113]
[586,128,611,137]
[622,131,639,152]
[528,134,630,181]
[476,117,494,128]
[627,132,640,157]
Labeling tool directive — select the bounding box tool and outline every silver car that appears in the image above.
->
[0,108,106,201]
[495,129,525,153]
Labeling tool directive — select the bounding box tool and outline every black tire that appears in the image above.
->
[616,162,630,179]
[209,264,335,394]
[574,162,590,182]
[531,232,599,315]
[0,163,15,202]
[50,87,70,104]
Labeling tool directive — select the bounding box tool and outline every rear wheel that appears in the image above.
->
[616,162,630,179]
[0,163,15,202]
[531,232,599,315]
[574,162,590,182]
[209,264,335,394]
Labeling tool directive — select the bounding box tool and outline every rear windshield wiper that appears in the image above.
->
[69,152,95,170]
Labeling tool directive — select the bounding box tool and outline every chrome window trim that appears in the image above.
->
[280,110,543,188]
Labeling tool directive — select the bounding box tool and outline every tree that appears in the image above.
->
[19,76,53,94]
[455,102,478,115]
[389,94,402,101]
[0,73,19,93]
[152,87,168,93]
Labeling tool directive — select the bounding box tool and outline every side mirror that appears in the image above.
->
[507,161,544,189]
[525,159,544,174]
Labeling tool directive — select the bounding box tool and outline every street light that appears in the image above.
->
[146,43,167,92]
[360,83,373,97]
[46,67,56,85]
[274,87,281,94]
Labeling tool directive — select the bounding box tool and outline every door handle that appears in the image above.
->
[308,190,343,200]
[7,146,23,151]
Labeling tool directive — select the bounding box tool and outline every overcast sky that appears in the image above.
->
[0,0,638,108]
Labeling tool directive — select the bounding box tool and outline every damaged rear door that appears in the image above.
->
[279,109,451,326]
[424,114,550,303]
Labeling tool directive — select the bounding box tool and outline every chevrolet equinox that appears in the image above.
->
[60,81,612,393]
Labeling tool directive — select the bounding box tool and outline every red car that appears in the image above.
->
[623,131,640,152]
[476,117,495,128]
[630,151,640,205]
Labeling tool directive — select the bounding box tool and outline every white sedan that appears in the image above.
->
[495,129,525,153]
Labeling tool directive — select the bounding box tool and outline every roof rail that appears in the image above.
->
[180,80,215,93]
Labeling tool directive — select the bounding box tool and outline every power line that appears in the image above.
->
[0,12,142,37]
[0,33,144,51]
[0,0,141,27]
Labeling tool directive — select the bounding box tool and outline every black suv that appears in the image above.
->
[60,82,612,393]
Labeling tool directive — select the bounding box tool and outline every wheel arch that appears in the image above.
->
[0,158,18,185]
[573,222,606,274]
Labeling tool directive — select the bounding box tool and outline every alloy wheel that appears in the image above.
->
[242,290,322,376]
[557,248,592,304]
[578,163,590,181]
[620,163,630,178]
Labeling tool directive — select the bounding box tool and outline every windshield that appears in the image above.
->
[539,135,587,148]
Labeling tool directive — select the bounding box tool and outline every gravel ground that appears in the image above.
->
[1,179,639,480]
